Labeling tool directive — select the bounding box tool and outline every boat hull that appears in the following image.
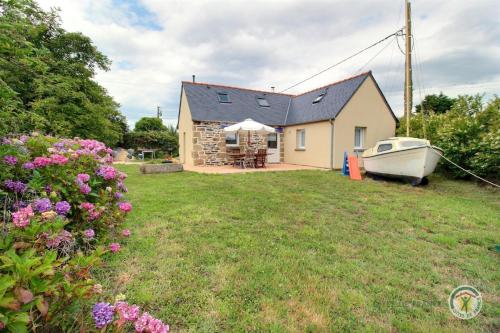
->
[363,146,442,185]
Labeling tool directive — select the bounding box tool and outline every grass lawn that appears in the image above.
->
[102,165,499,332]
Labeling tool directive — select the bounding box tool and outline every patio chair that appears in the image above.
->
[244,150,256,168]
[255,149,267,168]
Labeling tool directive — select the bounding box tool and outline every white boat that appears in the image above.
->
[362,137,443,185]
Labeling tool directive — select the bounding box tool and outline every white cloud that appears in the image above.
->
[38,0,500,127]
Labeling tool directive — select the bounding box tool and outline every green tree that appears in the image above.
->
[134,117,167,132]
[397,94,499,179]
[0,0,127,145]
[415,92,456,114]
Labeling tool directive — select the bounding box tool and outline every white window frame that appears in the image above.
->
[296,129,306,150]
[354,127,366,149]
[225,132,239,147]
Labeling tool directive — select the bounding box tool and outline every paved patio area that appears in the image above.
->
[183,163,326,174]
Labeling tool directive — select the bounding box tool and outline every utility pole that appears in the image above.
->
[156,106,162,118]
[404,0,413,137]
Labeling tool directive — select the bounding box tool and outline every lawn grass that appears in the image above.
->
[101,165,499,332]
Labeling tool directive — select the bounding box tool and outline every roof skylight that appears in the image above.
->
[257,97,270,107]
[217,92,231,103]
[312,93,326,104]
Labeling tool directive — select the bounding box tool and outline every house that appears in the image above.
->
[177,71,397,169]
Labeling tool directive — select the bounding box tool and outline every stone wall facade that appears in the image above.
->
[191,121,283,166]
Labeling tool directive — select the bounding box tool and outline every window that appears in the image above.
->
[354,127,366,149]
[312,93,326,104]
[377,143,393,152]
[257,97,270,107]
[225,133,239,146]
[296,129,305,149]
[217,92,230,103]
[267,133,277,149]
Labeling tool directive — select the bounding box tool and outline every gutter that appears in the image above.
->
[329,119,334,170]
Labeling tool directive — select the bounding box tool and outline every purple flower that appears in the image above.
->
[79,183,91,195]
[22,162,35,170]
[55,201,71,215]
[4,180,27,193]
[92,302,115,329]
[114,192,123,199]
[3,155,17,165]
[34,198,52,213]
[117,181,128,193]
[84,229,95,238]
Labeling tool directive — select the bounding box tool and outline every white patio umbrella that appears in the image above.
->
[223,118,275,144]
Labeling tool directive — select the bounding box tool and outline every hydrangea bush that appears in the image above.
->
[0,134,168,332]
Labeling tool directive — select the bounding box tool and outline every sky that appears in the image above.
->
[37,0,500,128]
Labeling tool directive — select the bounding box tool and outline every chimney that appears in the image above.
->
[271,86,275,92]
[192,75,196,83]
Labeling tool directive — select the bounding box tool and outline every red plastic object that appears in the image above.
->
[348,156,362,180]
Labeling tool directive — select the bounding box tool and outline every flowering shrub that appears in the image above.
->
[0,134,161,331]
[91,297,169,332]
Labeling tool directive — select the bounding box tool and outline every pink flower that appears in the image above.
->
[12,205,34,228]
[76,173,90,183]
[134,312,169,333]
[118,202,132,213]
[79,184,91,195]
[96,165,117,180]
[80,202,95,211]
[89,210,102,221]
[122,229,131,237]
[109,243,121,253]
[50,154,68,165]
[33,156,52,168]
[84,229,95,238]
[115,302,140,326]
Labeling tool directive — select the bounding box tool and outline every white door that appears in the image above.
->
[267,133,280,163]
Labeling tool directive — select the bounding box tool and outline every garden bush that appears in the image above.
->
[0,134,169,332]
[397,95,500,180]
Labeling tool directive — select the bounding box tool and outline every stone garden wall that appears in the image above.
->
[191,121,282,166]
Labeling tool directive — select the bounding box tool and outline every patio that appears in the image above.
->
[183,163,325,174]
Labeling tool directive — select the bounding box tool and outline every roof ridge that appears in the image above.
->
[292,71,372,97]
[182,81,294,96]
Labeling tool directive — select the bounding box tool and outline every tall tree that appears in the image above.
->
[134,117,167,132]
[415,92,456,114]
[0,0,128,145]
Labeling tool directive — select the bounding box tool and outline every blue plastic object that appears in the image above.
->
[342,151,350,176]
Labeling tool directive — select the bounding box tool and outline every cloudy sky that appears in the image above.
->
[38,0,500,128]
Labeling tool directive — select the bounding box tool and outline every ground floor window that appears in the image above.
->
[354,127,366,149]
[267,133,277,149]
[225,132,239,146]
[296,129,305,149]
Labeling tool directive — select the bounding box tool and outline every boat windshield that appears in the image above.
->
[400,141,426,148]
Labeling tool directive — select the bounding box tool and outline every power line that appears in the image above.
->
[279,28,404,93]
[356,37,396,74]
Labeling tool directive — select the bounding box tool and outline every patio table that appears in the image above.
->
[228,153,246,168]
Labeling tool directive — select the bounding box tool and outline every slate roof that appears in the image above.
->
[181,71,396,126]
